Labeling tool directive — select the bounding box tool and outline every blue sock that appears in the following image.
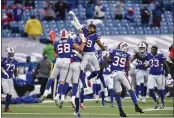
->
[75,98,80,113]
[115,94,122,109]
[140,83,144,97]
[93,84,97,94]
[149,89,157,102]
[96,84,101,95]
[135,85,140,98]
[109,89,114,104]
[159,90,165,104]
[45,79,54,90]
[65,86,72,96]
[100,74,107,88]
[87,71,98,80]
[5,95,12,109]
[72,83,78,96]
[63,83,69,95]
[144,86,147,96]
[80,71,87,88]
[129,90,137,105]
[101,91,105,101]
[80,89,84,103]
[58,84,64,94]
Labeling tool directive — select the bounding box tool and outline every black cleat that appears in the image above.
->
[135,105,144,113]
[119,109,127,117]
[59,101,64,109]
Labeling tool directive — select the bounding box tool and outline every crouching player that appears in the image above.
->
[2,48,18,112]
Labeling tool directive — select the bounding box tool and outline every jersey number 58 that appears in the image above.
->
[57,43,70,53]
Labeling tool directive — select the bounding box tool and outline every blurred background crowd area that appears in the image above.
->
[2,0,174,41]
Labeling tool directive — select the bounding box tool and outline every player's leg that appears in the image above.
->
[71,62,81,108]
[108,76,114,107]
[120,72,144,113]
[59,63,71,105]
[135,70,142,99]
[148,74,159,109]
[2,78,11,112]
[142,71,148,103]
[42,61,60,100]
[87,53,100,81]
[80,55,89,88]
[113,72,127,117]
[74,85,81,117]
[79,81,86,109]
[155,75,165,109]
[140,71,145,100]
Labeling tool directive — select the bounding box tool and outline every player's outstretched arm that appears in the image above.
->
[69,11,82,29]
[73,42,85,52]
[96,40,106,51]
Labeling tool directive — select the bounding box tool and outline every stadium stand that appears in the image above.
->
[2,0,173,39]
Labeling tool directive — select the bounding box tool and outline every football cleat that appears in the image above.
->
[119,109,127,117]
[135,105,144,113]
[160,103,164,109]
[4,108,12,112]
[110,103,115,107]
[59,101,64,109]
[154,102,158,109]
[142,97,147,103]
[40,96,46,101]
[75,112,81,117]
[80,103,86,110]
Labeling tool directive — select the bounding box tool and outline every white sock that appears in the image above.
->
[61,95,65,101]
[43,90,49,97]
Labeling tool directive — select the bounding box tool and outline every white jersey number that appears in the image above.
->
[150,59,159,67]
[58,43,70,53]
[113,56,126,67]
[86,40,92,47]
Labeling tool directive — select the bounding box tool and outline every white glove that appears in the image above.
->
[79,33,86,43]
[167,74,172,80]
[69,11,75,16]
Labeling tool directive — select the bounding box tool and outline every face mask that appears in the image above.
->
[26,59,30,63]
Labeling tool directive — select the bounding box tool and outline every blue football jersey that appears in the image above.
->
[146,53,166,75]
[72,38,81,62]
[54,38,73,58]
[83,33,100,52]
[136,52,148,70]
[99,51,112,75]
[1,57,18,79]
[111,50,131,71]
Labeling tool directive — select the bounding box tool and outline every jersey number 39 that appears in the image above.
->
[113,56,126,67]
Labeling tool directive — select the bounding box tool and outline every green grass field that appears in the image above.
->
[2,98,174,117]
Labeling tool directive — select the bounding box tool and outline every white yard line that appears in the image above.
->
[2,112,172,116]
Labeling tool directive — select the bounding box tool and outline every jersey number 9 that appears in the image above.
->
[58,43,70,53]
[86,40,92,47]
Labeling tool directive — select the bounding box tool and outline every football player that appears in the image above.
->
[134,45,171,109]
[132,42,148,102]
[69,11,108,96]
[2,47,18,112]
[99,42,144,117]
[41,29,85,106]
